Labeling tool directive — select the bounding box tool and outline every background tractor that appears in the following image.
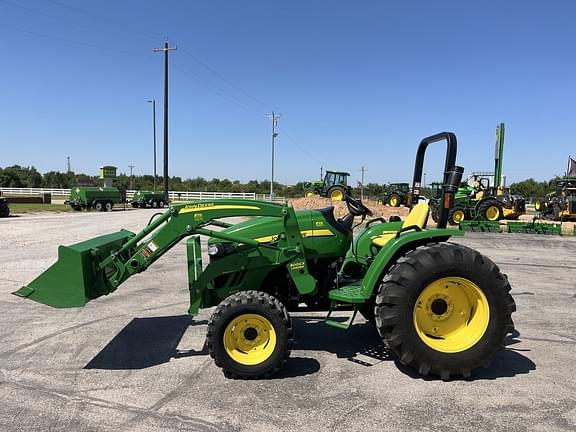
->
[16,132,515,380]
[429,123,525,225]
[535,177,576,220]
[303,170,351,201]
[381,183,410,207]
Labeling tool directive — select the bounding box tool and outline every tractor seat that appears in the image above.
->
[371,203,430,247]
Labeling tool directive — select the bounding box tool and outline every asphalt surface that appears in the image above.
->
[1,209,575,432]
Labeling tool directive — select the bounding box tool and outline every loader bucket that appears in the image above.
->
[13,230,135,308]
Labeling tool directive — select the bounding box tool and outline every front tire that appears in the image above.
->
[327,186,346,201]
[448,207,466,225]
[478,200,503,221]
[304,188,315,198]
[375,243,515,379]
[207,291,293,379]
[389,193,401,207]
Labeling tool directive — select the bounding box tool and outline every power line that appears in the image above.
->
[44,0,165,43]
[179,47,274,112]
[0,23,154,59]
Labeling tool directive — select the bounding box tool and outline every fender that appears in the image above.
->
[359,228,463,298]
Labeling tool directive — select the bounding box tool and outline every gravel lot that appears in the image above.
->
[1,209,575,432]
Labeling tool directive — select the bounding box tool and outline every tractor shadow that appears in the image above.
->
[83,314,321,378]
[291,316,394,366]
[293,317,535,381]
[84,315,534,381]
[84,315,208,370]
[395,329,536,381]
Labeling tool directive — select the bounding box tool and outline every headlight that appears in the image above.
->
[207,243,236,258]
[207,244,222,256]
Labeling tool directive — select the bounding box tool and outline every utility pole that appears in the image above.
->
[66,156,71,173]
[154,41,177,202]
[128,165,135,190]
[320,166,323,180]
[147,99,157,191]
[358,166,367,199]
[266,111,281,198]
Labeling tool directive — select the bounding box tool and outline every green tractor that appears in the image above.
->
[15,132,515,380]
[381,183,410,207]
[303,170,351,201]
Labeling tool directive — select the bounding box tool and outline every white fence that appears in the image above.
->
[0,187,286,203]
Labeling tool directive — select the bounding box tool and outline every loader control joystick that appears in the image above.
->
[344,194,372,217]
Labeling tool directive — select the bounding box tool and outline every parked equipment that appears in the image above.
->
[430,124,525,225]
[535,177,576,221]
[15,132,515,380]
[0,197,9,217]
[131,191,166,209]
[66,187,125,212]
[381,183,410,207]
[303,170,351,201]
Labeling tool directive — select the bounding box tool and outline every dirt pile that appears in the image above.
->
[289,196,410,219]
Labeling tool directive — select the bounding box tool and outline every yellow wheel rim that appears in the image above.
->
[390,196,398,206]
[534,201,541,211]
[452,210,465,223]
[413,277,490,353]
[486,205,500,221]
[331,189,344,201]
[305,191,314,197]
[223,314,277,365]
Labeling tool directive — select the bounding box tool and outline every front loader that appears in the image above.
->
[15,132,516,380]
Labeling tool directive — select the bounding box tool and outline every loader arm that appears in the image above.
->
[15,200,316,308]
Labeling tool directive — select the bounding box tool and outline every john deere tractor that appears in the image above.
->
[303,170,351,201]
[430,177,526,225]
[429,124,525,225]
[535,177,576,220]
[16,132,515,380]
[381,183,410,207]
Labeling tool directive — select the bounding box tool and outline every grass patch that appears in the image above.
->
[9,203,72,214]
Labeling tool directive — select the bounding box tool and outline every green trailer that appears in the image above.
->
[131,191,167,209]
[66,187,125,212]
[15,133,515,380]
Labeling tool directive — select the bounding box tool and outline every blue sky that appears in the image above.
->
[0,1,574,186]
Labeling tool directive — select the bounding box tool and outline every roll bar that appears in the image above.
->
[409,132,464,228]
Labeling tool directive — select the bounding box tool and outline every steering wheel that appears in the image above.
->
[344,194,373,217]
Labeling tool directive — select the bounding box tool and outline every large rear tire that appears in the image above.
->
[375,243,515,380]
[207,291,293,379]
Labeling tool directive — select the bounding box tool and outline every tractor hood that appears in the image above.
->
[209,207,352,259]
